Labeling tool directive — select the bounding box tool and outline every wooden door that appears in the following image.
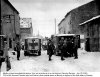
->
[89,23,99,51]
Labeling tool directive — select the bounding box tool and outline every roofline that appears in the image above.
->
[54,34,76,37]
[58,0,94,27]
[79,15,100,26]
[25,36,41,39]
[58,11,72,26]
[58,18,65,26]
[0,35,6,36]
[4,0,19,14]
[20,27,32,29]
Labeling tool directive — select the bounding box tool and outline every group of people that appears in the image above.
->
[47,37,78,61]
[58,37,78,60]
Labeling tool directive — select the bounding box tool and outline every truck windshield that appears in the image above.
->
[28,38,39,50]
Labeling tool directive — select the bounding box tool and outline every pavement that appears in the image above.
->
[0,48,100,77]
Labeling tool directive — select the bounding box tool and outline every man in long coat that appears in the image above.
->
[58,37,65,60]
[16,42,21,60]
[47,39,55,61]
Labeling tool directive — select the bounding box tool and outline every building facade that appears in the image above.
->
[1,0,20,49]
[58,0,100,51]
[58,13,71,34]
[79,16,100,51]
[20,18,33,42]
[58,0,100,34]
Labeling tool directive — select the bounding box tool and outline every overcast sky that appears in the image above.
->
[9,0,93,37]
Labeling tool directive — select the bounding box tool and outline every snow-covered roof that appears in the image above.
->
[0,35,6,36]
[79,15,100,26]
[25,36,40,39]
[55,34,75,37]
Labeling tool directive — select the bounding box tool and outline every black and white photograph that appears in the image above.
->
[0,0,100,77]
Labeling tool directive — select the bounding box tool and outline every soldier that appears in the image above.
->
[69,39,74,57]
[16,42,21,60]
[59,37,65,60]
[73,45,78,59]
[66,38,71,57]
[47,39,55,61]
[62,39,67,57]
[73,37,78,59]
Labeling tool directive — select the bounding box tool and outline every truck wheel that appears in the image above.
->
[24,51,27,56]
[38,51,41,56]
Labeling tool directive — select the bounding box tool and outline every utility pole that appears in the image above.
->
[55,18,56,35]
[38,30,39,37]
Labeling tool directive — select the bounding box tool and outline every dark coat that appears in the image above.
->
[47,41,55,55]
[16,43,21,51]
[58,40,64,50]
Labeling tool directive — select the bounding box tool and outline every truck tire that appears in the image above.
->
[38,51,41,56]
[24,51,27,56]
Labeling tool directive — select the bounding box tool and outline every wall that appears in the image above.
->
[1,0,20,49]
[70,1,99,34]
[20,18,33,42]
[58,1,100,35]
[58,13,71,34]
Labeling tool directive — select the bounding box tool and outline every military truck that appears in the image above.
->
[24,37,41,56]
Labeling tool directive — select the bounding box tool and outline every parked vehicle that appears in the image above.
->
[42,40,47,50]
[53,34,80,56]
[24,37,41,56]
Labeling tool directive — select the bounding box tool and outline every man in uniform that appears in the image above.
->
[16,42,21,60]
[62,39,67,57]
[73,37,78,59]
[59,37,65,60]
[47,39,55,61]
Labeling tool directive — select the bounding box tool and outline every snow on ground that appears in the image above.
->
[1,49,100,73]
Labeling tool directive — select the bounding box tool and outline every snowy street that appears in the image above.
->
[1,49,100,73]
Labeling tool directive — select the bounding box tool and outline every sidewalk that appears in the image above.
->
[1,49,24,72]
[77,48,100,72]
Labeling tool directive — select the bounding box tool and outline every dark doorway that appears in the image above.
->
[9,38,12,48]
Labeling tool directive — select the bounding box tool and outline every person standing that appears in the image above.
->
[62,39,67,58]
[16,42,21,60]
[74,45,78,59]
[4,40,11,71]
[47,39,54,61]
[59,37,65,60]
[73,37,78,59]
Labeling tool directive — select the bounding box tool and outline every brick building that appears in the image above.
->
[20,18,33,42]
[58,0,100,51]
[1,0,20,49]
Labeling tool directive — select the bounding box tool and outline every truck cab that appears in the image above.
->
[24,37,41,56]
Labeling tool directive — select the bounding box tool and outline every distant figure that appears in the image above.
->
[16,42,21,60]
[47,39,55,61]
